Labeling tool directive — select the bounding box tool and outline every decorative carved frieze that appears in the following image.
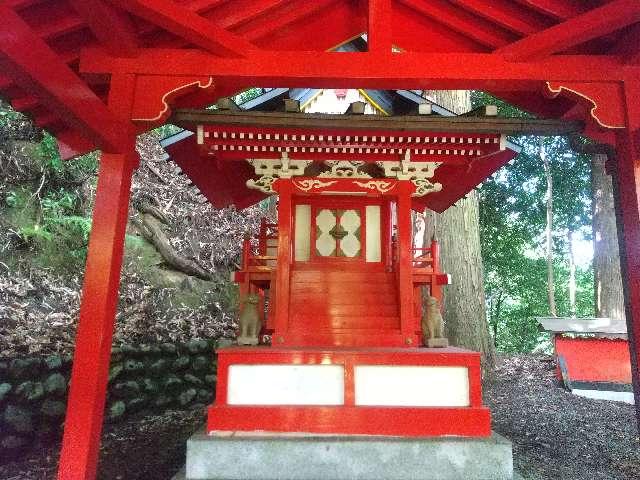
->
[318,160,371,179]
[293,179,339,192]
[246,153,312,193]
[377,151,442,197]
[353,180,397,194]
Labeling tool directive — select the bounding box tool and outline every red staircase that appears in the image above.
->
[287,269,401,346]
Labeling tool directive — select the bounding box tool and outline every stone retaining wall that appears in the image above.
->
[0,339,218,463]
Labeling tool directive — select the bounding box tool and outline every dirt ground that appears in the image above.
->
[1,355,638,479]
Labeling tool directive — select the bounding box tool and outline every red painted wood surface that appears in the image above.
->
[57,153,135,480]
[209,346,489,437]
[554,337,632,384]
[614,79,640,407]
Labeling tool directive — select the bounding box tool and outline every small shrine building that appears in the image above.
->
[1,2,639,479]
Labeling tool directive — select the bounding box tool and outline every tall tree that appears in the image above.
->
[592,154,626,321]
[422,90,495,369]
[541,138,558,316]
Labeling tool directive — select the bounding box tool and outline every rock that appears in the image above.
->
[149,359,168,376]
[123,359,144,373]
[15,381,45,402]
[8,359,29,381]
[44,355,62,371]
[163,376,183,394]
[141,378,159,394]
[0,361,8,380]
[44,373,67,396]
[154,394,173,408]
[108,401,126,420]
[120,343,138,356]
[41,399,66,418]
[112,381,141,398]
[172,356,190,371]
[110,347,123,363]
[178,388,197,406]
[187,339,209,355]
[160,343,177,354]
[204,374,217,385]
[0,383,12,402]
[139,344,154,355]
[109,363,124,382]
[4,405,33,433]
[215,338,235,350]
[1,434,28,450]
[126,397,147,413]
[197,389,212,403]
[184,374,203,386]
[192,356,210,372]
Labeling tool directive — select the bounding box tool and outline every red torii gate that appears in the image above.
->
[0,1,639,479]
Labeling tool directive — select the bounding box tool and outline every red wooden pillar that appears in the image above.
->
[273,179,293,343]
[58,74,137,480]
[397,181,415,345]
[57,152,136,480]
[613,79,640,419]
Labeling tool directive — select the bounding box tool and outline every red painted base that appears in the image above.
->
[209,346,491,438]
[208,405,491,437]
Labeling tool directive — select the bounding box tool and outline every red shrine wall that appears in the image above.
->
[555,336,632,385]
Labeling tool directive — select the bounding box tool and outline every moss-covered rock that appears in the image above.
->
[126,397,147,413]
[149,359,168,376]
[178,388,197,406]
[41,399,66,418]
[123,359,144,373]
[112,381,141,398]
[44,373,67,396]
[108,363,124,382]
[0,383,12,403]
[159,343,177,354]
[163,376,183,394]
[187,339,209,355]
[172,356,190,372]
[15,381,44,402]
[108,401,126,421]
[3,405,33,434]
[184,374,203,387]
[204,374,217,386]
[44,355,62,371]
[191,356,210,372]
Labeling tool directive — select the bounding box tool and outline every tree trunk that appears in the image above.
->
[567,229,577,317]
[592,154,626,321]
[542,139,557,316]
[423,87,495,370]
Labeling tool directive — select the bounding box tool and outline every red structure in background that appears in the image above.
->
[555,337,632,385]
[0,2,639,479]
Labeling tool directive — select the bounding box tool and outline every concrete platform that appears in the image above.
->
[185,431,514,480]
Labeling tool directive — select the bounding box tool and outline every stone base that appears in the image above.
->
[185,431,514,480]
[426,337,450,348]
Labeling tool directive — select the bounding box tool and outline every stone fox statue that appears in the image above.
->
[422,295,449,348]
[237,293,261,346]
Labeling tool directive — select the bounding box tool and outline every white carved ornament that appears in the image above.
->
[377,151,443,197]
[353,180,396,194]
[293,179,338,192]
[246,152,312,194]
[318,161,371,179]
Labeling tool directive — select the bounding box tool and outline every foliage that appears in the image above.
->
[474,91,595,352]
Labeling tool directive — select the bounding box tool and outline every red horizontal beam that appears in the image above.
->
[80,48,634,89]
[0,5,131,152]
[497,0,640,61]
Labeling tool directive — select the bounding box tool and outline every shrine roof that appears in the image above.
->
[1,1,638,157]
[161,88,524,212]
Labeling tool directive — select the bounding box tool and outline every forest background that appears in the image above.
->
[0,89,624,357]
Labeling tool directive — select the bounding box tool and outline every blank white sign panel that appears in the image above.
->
[354,366,470,407]
[227,364,345,405]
